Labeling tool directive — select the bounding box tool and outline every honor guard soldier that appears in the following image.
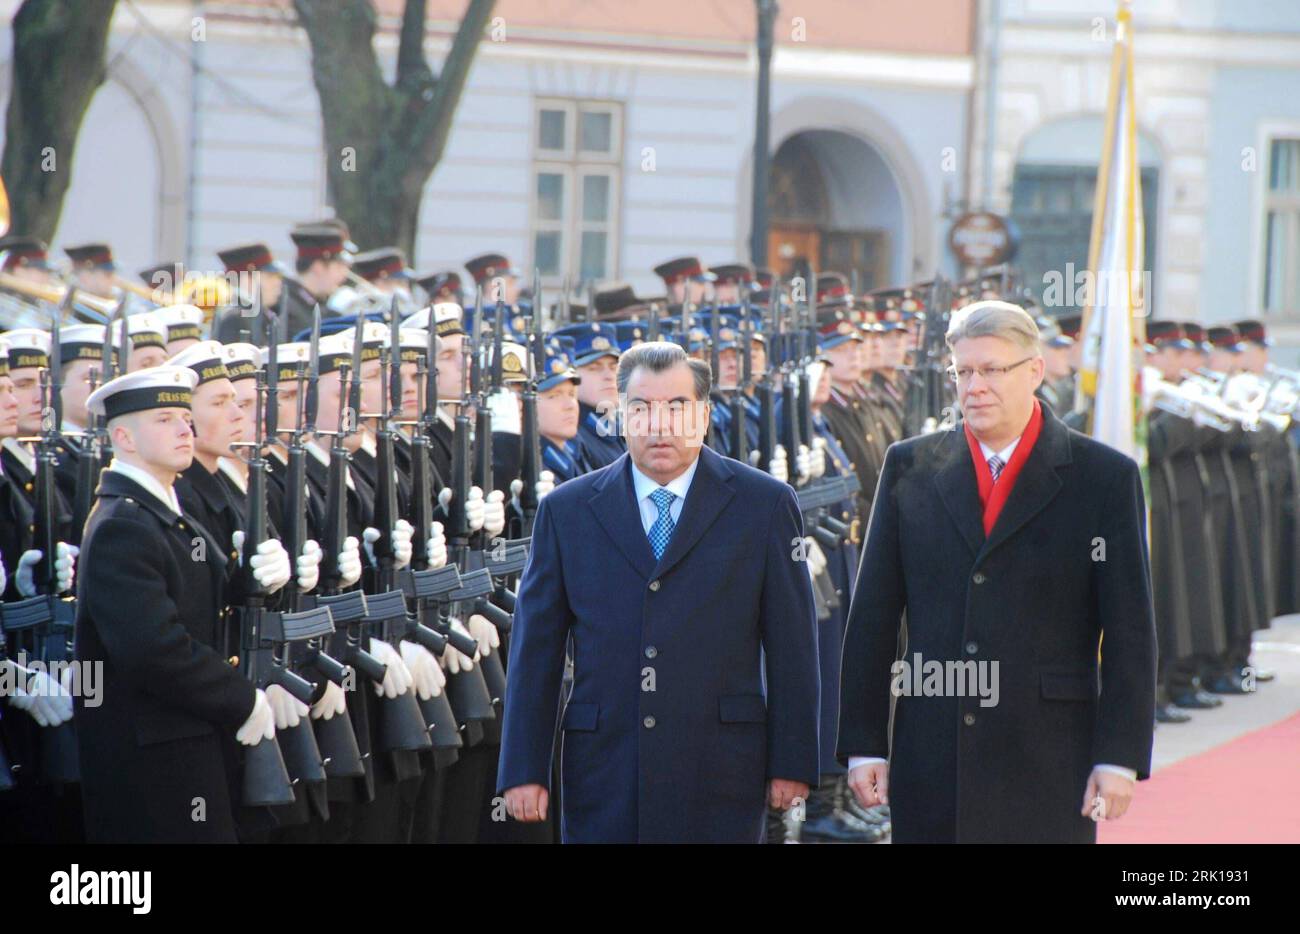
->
[710,262,754,306]
[110,313,169,372]
[74,365,293,842]
[53,323,113,534]
[1035,316,1076,413]
[0,334,79,845]
[818,315,879,521]
[534,339,591,484]
[64,243,139,310]
[552,321,624,469]
[153,303,206,356]
[211,243,289,345]
[403,302,473,488]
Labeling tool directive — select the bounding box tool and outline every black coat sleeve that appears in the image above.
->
[81,514,255,730]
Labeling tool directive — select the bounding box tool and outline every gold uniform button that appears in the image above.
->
[648,580,660,592]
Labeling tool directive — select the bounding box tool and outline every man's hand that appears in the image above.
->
[847,762,889,808]
[504,783,549,822]
[1081,767,1134,821]
[768,779,809,810]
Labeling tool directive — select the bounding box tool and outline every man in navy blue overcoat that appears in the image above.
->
[498,341,821,843]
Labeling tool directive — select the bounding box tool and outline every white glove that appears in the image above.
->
[360,523,415,567]
[15,543,77,596]
[438,486,486,531]
[808,437,828,479]
[466,613,501,659]
[466,486,485,531]
[439,617,478,674]
[426,521,447,568]
[794,444,812,483]
[508,470,557,513]
[367,637,413,699]
[232,531,292,594]
[236,688,276,746]
[483,489,506,538]
[296,540,322,593]
[768,444,789,484]
[5,661,73,727]
[400,641,444,700]
[265,683,308,731]
[392,519,414,569]
[310,679,347,721]
[536,470,556,500]
[338,535,362,588]
[485,387,522,435]
[0,555,7,595]
[804,537,828,578]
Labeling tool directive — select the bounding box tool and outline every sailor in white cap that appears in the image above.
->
[152,303,207,356]
[110,312,169,371]
[74,364,291,842]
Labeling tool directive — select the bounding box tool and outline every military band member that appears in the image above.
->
[415,270,464,307]
[464,252,520,306]
[211,243,288,345]
[281,221,353,338]
[653,256,713,308]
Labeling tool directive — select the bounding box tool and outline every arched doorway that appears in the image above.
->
[767,129,906,290]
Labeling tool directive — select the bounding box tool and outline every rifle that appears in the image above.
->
[353,300,436,753]
[229,368,306,807]
[903,275,953,436]
[464,287,511,708]
[396,329,467,749]
[755,281,779,473]
[729,296,752,463]
[778,275,805,487]
[279,320,364,780]
[516,269,544,535]
[439,286,499,726]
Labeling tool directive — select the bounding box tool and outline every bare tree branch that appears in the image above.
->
[0,0,119,240]
[294,0,496,256]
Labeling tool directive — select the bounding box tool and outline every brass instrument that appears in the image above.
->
[0,269,118,320]
[114,274,170,305]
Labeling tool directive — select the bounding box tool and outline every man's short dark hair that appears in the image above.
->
[616,340,711,400]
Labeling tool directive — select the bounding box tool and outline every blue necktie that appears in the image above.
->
[987,454,1006,483]
[648,487,676,560]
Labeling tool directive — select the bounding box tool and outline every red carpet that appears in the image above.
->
[1099,712,1300,843]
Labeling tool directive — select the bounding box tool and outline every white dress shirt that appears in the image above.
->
[629,454,699,537]
[848,428,1137,783]
[107,458,182,516]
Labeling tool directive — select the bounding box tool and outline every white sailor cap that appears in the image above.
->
[1,328,52,369]
[111,312,167,350]
[402,302,465,336]
[263,342,311,382]
[220,342,261,381]
[167,339,232,386]
[58,324,110,363]
[87,365,199,419]
[153,303,206,342]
